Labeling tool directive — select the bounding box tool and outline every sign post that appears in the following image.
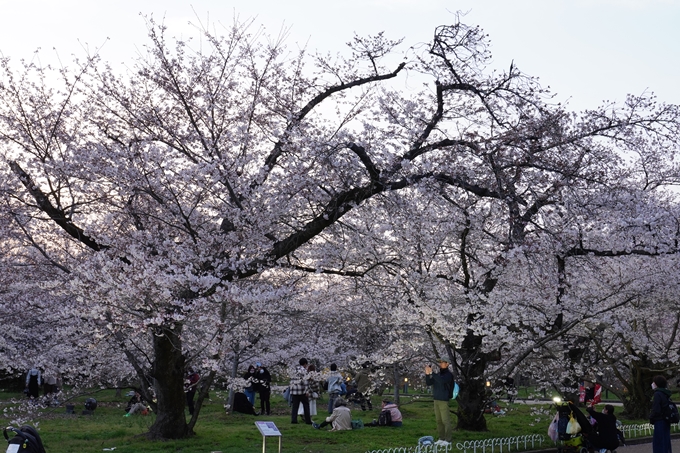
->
[254,421,282,453]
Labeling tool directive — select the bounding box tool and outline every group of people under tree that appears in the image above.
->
[24,367,60,399]
[546,373,678,453]
[231,357,678,450]
[18,357,679,450]
[287,358,410,432]
[235,362,272,416]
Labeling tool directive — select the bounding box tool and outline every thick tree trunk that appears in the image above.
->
[226,351,241,413]
[147,324,191,439]
[454,329,495,431]
[620,360,655,419]
[456,373,488,431]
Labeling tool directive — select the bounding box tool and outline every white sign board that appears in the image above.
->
[255,421,282,453]
[255,421,282,437]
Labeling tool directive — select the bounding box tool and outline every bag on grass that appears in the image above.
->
[351,419,364,429]
[3,425,46,453]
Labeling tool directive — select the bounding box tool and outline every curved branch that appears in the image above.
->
[255,62,406,188]
[9,161,107,252]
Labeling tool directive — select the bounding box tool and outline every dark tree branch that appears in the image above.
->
[254,62,406,188]
[9,161,107,252]
[347,142,380,182]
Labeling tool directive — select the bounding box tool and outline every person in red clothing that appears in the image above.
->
[184,367,200,415]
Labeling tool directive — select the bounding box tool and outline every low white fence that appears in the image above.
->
[366,421,680,453]
[621,422,680,438]
[456,434,545,453]
[365,446,453,453]
[365,435,544,453]
[620,423,654,438]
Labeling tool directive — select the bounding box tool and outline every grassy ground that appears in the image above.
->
[0,389,649,453]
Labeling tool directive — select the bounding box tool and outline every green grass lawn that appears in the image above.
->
[0,389,649,453]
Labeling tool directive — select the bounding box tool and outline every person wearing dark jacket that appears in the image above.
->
[649,375,672,453]
[25,368,42,398]
[125,391,147,416]
[586,404,619,452]
[255,362,272,415]
[425,359,454,447]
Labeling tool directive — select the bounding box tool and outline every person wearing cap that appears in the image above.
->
[255,362,272,416]
[425,358,454,447]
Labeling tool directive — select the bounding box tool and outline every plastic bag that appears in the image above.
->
[566,412,581,434]
[548,413,559,442]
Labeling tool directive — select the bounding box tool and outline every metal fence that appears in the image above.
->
[620,422,680,438]
[365,434,544,453]
[365,421,680,453]
[455,434,546,453]
[365,445,453,453]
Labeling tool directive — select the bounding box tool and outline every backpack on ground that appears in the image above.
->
[665,399,680,424]
[378,409,392,426]
[3,425,46,453]
[351,419,364,429]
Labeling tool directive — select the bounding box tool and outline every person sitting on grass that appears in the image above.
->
[367,399,403,427]
[124,391,148,416]
[382,400,403,427]
[312,397,352,431]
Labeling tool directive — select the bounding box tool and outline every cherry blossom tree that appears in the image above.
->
[2,14,680,438]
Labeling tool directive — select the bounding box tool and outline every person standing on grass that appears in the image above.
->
[354,362,373,411]
[290,358,312,424]
[243,364,257,406]
[184,367,200,416]
[25,367,41,398]
[326,363,344,414]
[425,359,453,447]
[255,362,272,416]
[650,375,673,453]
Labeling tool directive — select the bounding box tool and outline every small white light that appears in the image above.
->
[553,396,561,403]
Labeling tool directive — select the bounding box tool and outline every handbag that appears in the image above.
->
[566,412,581,434]
[548,413,559,442]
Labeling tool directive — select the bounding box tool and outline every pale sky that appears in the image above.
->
[0,0,678,111]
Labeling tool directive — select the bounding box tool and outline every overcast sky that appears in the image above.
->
[0,0,678,111]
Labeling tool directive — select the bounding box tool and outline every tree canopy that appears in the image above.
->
[1,15,679,437]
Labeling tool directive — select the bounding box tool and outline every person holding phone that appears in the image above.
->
[425,359,454,447]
